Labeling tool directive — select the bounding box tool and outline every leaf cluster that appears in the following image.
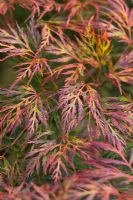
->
[0,0,133,199]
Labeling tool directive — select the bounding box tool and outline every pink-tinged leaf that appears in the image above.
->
[50,56,72,63]
[91,141,124,157]
[100,0,133,44]
[0,85,49,141]
[58,82,85,132]
[89,158,128,166]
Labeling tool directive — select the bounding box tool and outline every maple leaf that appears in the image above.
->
[26,134,96,183]
[58,82,85,132]
[108,51,133,92]
[100,0,133,44]
[0,23,34,61]
[78,27,112,66]
[0,85,48,141]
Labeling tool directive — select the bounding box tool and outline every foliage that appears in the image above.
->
[0,0,133,199]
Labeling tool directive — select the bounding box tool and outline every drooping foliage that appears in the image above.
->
[0,0,133,199]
